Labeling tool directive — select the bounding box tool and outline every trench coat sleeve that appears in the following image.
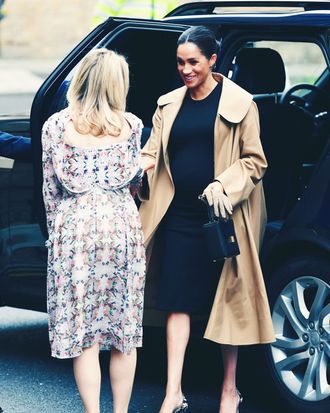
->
[215,101,267,208]
[138,106,162,201]
[41,120,63,237]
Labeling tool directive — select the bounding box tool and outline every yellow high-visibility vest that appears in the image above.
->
[92,0,178,26]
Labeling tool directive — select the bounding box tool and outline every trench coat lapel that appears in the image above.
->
[157,86,186,155]
[213,73,252,123]
[212,74,253,176]
[156,74,252,177]
[157,74,252,153]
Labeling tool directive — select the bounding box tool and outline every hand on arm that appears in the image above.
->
[141,158,155,174]
[138,106,162,201]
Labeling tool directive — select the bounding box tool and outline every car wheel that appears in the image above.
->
[265,255,330,413]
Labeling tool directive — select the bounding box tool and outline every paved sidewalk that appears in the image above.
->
[0,58,60,94]
[0,307,272,413]
[0,58,60,115]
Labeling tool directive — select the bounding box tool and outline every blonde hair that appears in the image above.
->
[67,48,129,137]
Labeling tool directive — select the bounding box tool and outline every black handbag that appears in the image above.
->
[198,195,240,261]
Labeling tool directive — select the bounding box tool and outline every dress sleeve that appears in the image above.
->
[42,119,63,236]
[214,101,267,208]
[129,116,144,197]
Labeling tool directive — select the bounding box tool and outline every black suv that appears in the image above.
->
[0,2,330,412]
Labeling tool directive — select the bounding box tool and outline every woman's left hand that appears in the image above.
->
[203,181,233,219]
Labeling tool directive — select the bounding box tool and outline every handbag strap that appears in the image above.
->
[198,194,217,222]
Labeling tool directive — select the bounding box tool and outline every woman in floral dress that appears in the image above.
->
[42,48,146,413]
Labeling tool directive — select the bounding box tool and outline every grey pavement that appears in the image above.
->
[0,93,37,116]
[0,307,218,413]
[0,58,60,115]
[0,59,59,93]
[0,307,274,413]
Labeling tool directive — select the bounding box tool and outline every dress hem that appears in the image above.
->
[203,334,276,346]
[50,338,143,359]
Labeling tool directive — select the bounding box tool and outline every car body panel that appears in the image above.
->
[167,0,330,17]
[261,139,330,272]
[166,12,330,28]
[0,0,329,309]
[0,5,330,410]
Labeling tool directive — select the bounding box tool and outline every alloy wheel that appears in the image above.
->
[271,276,330,401]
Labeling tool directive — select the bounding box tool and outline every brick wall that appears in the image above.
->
[1,0,97,58]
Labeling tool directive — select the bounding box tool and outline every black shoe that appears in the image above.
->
[236,389,243,413]
[172,395,188,413]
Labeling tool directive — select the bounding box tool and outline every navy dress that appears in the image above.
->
[157,83,224,314]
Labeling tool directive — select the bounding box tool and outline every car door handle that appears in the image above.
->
[0,156,14,169]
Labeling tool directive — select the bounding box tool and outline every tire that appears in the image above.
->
[264,254,330,413]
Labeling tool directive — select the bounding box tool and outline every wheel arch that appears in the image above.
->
[262,239,330,281]
[261,249,330,413]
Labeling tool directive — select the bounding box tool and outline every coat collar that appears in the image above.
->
[157,73,252,124]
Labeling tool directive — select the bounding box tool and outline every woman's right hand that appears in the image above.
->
[142,158,155,174]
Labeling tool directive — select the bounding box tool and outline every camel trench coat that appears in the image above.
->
[139,73,276,345]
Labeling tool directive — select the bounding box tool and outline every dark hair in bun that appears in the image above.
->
[177,26,220,59]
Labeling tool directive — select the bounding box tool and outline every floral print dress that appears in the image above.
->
[42,108,146,359]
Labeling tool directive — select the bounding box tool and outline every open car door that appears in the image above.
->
[0,17,188,311]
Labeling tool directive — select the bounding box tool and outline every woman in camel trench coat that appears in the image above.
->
[139,26,275,413]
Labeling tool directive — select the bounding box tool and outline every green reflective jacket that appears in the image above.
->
[92,0,178,26]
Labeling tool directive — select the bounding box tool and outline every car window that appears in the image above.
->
[47,27,182,125]
[253,40,327,88]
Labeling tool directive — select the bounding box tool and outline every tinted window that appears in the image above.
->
[254,40,327,87]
